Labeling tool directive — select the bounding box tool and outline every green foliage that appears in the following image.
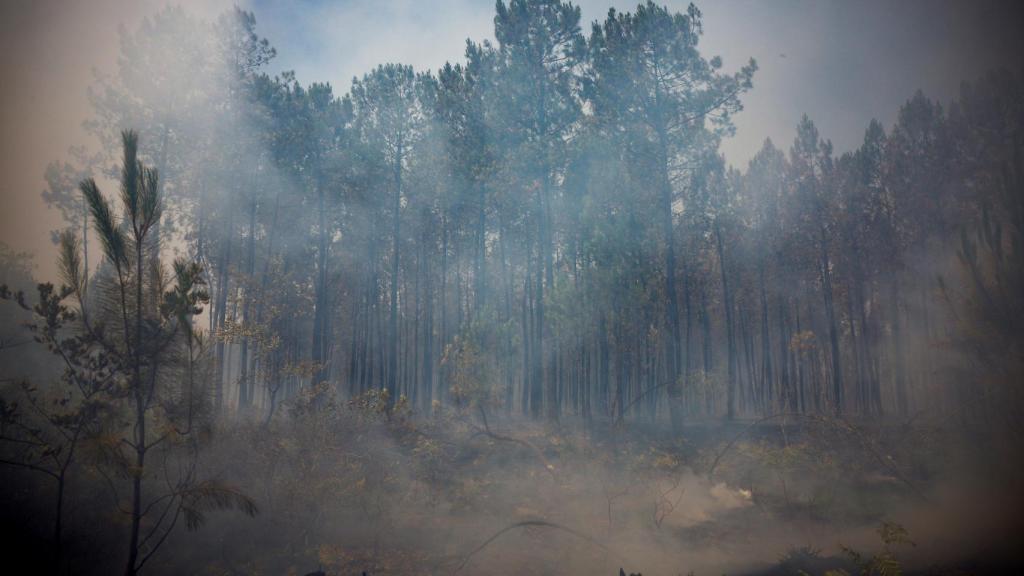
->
[443,333,495,412]
[837,521,914,576]
[161,259,209,329]
[80,178,127,269]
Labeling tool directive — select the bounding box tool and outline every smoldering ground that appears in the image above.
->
[3,397,1024,575]
[54,393,1015,576]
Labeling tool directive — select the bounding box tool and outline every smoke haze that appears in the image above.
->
[1,2,1024,575]
[3,0,1022,279]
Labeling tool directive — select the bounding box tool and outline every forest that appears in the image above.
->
[1,1,1022,575]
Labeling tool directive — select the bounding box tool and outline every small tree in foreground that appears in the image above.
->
[81,129,257,575]
[3,130,257,575]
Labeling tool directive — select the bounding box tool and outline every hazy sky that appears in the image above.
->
[2,0,1022,279]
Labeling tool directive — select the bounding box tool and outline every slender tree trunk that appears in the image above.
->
[125,227,146,576]
[422,225,435,412]
[795,304,806,413]
[474,181,487,314]
[759,263,773,413]
[819,225,843,413]
[214,210,235,413]
[388,140,403,402]
[890,278,908,415]
[239,195,257,408]
[253,190,281,404]
[599,312,610,417]
[683,260,693,412]
[439,217,449,402]
[529,229,543,419]
[778,296,793,412]
[499,220,515,415]
[311,180,330,389]
[656,131,684,431]
[715,220,738,420]
[521,263,532,416]
[700,282,713,413]
[846,273,864,414]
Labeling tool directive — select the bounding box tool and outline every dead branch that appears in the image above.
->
[453,519,610,574]
[468,405,557,479]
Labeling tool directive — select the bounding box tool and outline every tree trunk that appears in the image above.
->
[715,220,738,420]
[656,132,684,431]
[213,210,235,414]
[819,225,843,413]
[388,140,403,402]
[239,195,257,408]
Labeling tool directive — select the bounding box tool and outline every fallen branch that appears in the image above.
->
[831,414,930,502]
[705,412,929,502]
[454,519,610,574]
[613,380,672,427]
[706,412,804,481]
[468,405,557,479]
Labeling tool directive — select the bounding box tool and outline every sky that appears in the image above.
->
[2,0,1022,279]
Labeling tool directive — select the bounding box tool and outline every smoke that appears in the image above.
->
[2,1,1024,575]
[116,401,1019,575]
[4,0,1022,281]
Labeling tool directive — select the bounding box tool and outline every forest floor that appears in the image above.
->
[146,392,1022,575]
